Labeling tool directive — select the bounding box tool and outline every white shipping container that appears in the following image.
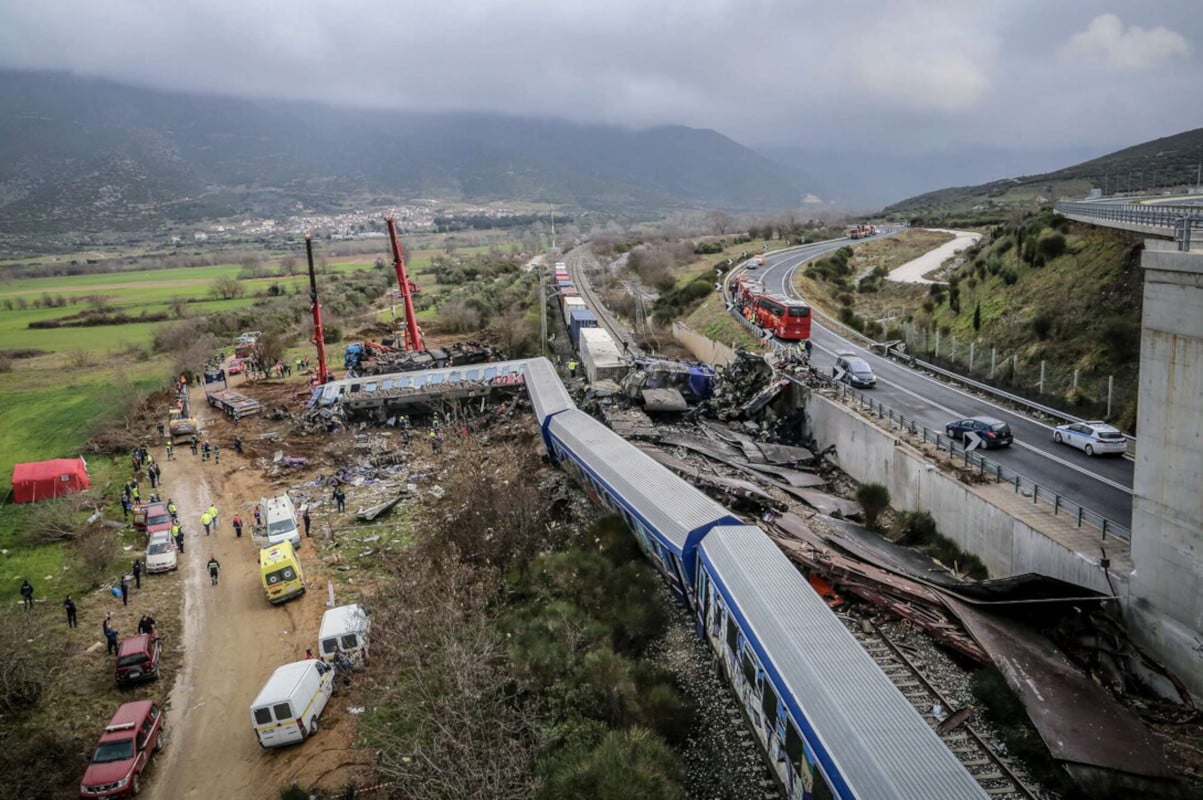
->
[561,295,586,317]
[579,327,626,383]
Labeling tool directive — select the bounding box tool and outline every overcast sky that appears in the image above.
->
[1,0,1199,162]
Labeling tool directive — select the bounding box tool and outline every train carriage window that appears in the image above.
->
[725,618,740,655]
[761,678,779,729]
[742,649,757,686]
[785,721,805,776]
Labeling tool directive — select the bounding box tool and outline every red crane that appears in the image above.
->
[305,235,330,385]
[386,216,423,352]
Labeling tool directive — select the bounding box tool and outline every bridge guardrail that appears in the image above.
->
[819,378,1130,541]
[1056,200,1203,251]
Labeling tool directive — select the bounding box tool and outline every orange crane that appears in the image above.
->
[386,217,423,352]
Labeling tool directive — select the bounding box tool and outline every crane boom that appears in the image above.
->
[305,235,330,385]
[386,217,423,352]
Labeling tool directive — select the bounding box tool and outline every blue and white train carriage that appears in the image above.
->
[544,408,737,601]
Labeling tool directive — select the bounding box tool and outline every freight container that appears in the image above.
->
[579,327,626,383]
[569,309,599,347]
[556,279,574,291]
[562,296,586,317]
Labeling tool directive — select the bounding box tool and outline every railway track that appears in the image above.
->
[847,618,1042,800]
[563,247,633,350]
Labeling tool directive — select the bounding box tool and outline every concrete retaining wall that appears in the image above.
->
[673,322,737,367]
[806,392,1119,596]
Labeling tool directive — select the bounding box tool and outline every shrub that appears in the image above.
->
[1000,267,1019,286]
[1030,312,1054,340]
[855,483,890,529]
[1036,233,1066,261]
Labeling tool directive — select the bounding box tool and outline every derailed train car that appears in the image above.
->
[525,357,988,800]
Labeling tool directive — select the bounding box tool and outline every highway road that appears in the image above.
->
[751,240,1135,535]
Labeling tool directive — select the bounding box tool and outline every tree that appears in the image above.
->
[279,255,298,277]
[973,301,981,332]
[210,276,245,300]
[855,483,891,530]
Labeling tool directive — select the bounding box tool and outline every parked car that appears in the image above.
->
[145,532,178,574]
[132,502,172,534]
[226,358,245,375]
[833,353,877,388]
[1053,421,1127,456]
[79,700,164,798]
[945,416,1014,448]
[115,634,162,687]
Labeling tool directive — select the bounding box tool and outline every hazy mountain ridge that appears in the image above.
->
[0,71,810,235]
[882,127,1203,218]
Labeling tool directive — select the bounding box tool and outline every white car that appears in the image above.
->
[1053,421,1127,456]
[146,531,178,573]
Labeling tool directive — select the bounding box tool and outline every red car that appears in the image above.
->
[115,634,162,687]
[226,358,245,375]
[132,502,172,535]
[79,701,164,798]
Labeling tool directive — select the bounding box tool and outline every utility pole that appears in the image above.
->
[540,263,548,357]
[550,214,556,252]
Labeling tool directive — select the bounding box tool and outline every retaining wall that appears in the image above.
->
[805,391,1121,597]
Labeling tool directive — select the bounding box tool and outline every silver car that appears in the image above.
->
[1053,421,1127,456]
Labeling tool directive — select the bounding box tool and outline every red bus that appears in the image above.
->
[731,276,811,340]
[750,294,811,340]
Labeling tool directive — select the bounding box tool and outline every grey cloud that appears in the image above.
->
[0,0,1200,161]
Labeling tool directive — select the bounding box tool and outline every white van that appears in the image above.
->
[318,604,371,667]
[249,659,333,748]
[145,531,178,573]
[255,495,301,550]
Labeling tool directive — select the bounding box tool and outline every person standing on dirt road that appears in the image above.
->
[208,503,219,529]
[63,596,77,628]
[132,559,143,589]
[167,499,178,520]
[201,511,212,536]
[174,525,185,553]
[232,513,243,539]
[207,554,221,585]
[165,440,174,461]
[190,435,199,456]
[302,507,312,538]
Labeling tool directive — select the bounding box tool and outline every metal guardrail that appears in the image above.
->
[1056,200,1203,251]
[823,379,1130,540]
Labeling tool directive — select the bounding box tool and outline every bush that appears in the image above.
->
[855,483,890,529]
[1030,312,1054,340]
[1037,232,1066,260]
[1000,267,1019,286]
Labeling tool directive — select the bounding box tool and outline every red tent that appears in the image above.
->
[11,458,90,504]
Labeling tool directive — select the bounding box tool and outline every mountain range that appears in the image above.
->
[0,70,812,238]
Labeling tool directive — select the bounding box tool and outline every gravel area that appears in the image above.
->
[646,585,781,800]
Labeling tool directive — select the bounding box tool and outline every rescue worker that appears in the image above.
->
[173,524,185,553]
[208,503,219,529]
[167,499,178,520]
[165,440,174,460]
[201,510,212,536]
[207,554,221,585]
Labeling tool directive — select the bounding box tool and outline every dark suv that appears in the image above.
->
[945,416,1014,449]
[115,634,162,687]
[834,353,877,388]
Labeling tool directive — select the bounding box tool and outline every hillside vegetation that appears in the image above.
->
[820,216,1144,430]
[884,126,1203,221]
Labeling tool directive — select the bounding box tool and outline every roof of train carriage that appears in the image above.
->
[522,357,575,426]
[314,358,532,405]
[547,408,738,559]
[698,526,989,800]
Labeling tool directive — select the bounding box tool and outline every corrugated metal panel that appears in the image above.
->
[548,409,732,554]
[700,527,989,800]
[523,358,574,426]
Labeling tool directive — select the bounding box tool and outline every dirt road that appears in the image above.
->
[144,383,367,800]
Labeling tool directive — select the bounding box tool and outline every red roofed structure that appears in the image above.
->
[11,457,90,504]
